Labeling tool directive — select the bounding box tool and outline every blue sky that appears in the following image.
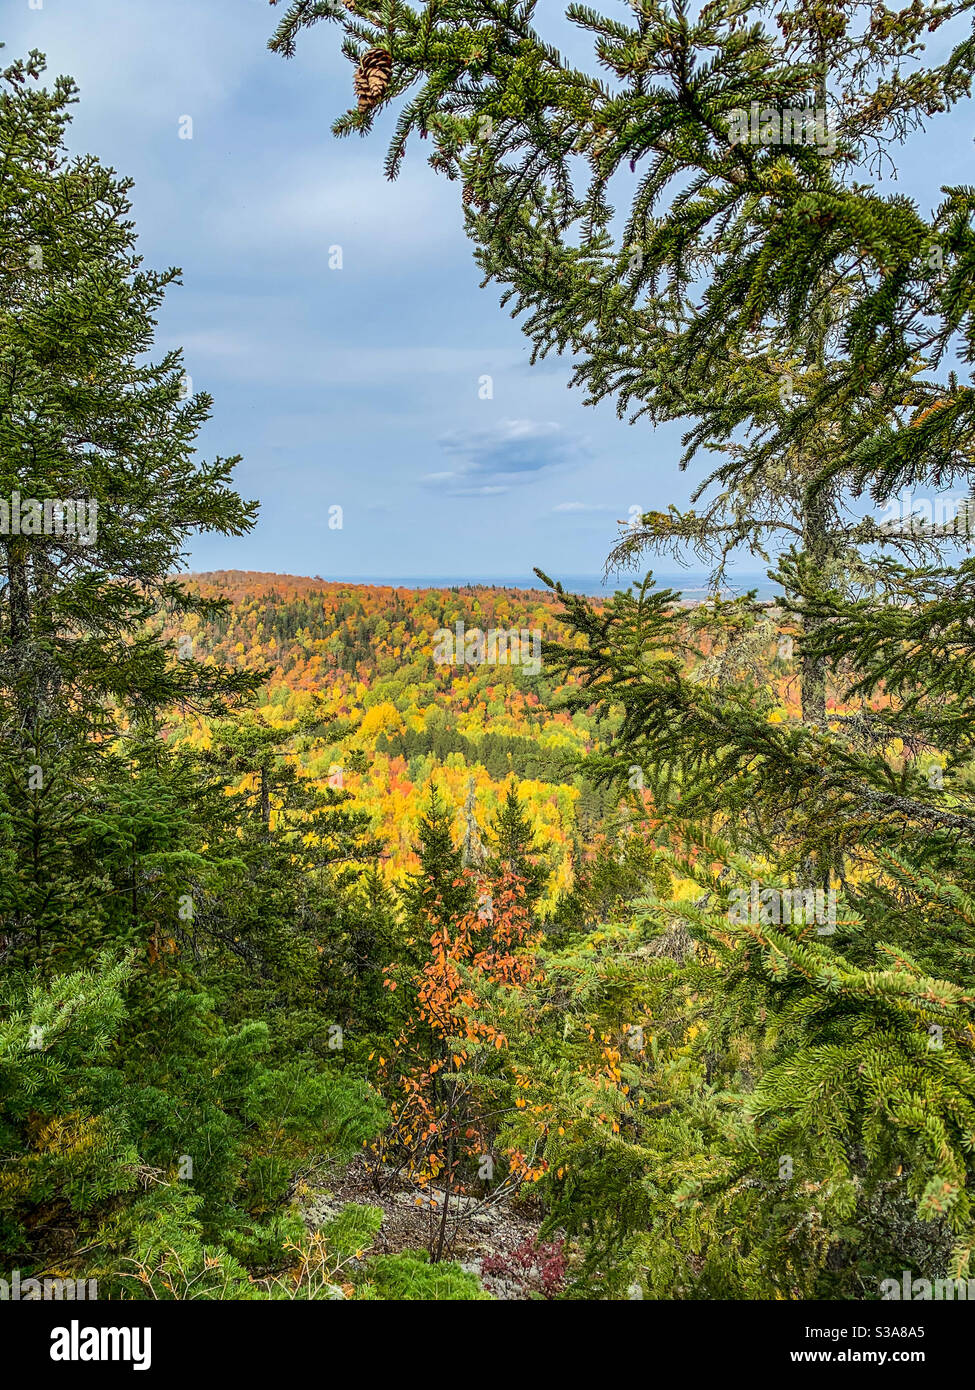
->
[4,0,972,583]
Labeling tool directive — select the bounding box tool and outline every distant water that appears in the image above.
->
[333,572,779,601]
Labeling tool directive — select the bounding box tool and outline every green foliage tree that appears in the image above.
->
[487,779,548,908]
[400,783,477,930]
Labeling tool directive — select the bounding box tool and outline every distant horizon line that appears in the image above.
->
[184,568,779,601]
[189,568,772,586]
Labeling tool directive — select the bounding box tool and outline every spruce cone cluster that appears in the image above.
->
[462,183,489,213]
[353,48,392,113]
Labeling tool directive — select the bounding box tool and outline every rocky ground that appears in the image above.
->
[303,1156,561,1299]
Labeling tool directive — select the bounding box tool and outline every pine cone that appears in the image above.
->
[354,48,393,113]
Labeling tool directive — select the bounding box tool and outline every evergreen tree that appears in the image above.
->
[0,50,394,1302]
[0,59,258,712]
[526,554,975,1291]
[0,49,260,953]
[487,780,547,907]
[400,783,476,928]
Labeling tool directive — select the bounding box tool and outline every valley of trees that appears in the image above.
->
[6,0,975,1318]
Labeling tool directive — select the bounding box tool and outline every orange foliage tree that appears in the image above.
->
[367,869,541,1258]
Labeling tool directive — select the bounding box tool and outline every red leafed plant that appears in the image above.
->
[481,1237,568,1299]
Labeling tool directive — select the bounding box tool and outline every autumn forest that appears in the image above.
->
[6,0,975,1358]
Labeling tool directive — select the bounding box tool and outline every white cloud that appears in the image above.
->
[425,419,591,496]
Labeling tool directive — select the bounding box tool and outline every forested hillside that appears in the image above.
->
[164,570,661,913]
